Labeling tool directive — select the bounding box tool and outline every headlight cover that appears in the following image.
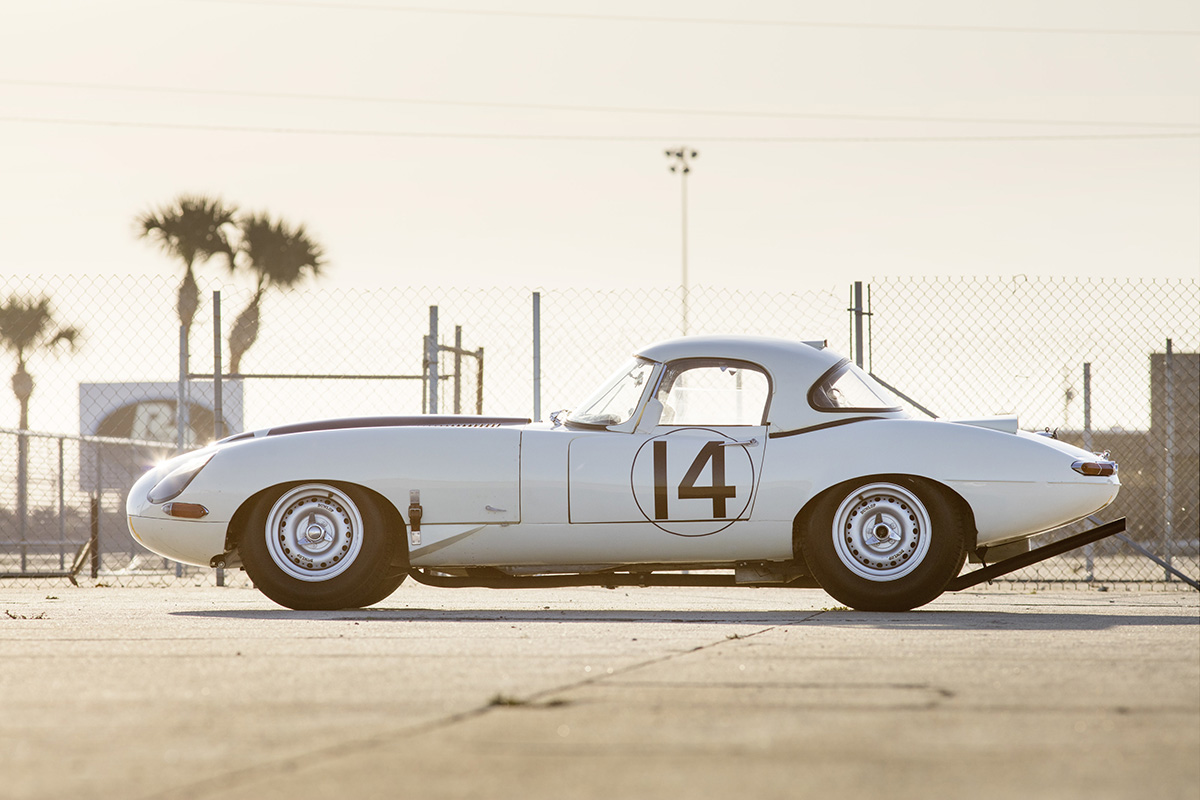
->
[147,452,215,504]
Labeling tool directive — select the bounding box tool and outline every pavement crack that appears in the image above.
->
[137,622,794,800]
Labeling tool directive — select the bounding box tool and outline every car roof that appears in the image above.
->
[635,334,901,434]
[637,334,840,370]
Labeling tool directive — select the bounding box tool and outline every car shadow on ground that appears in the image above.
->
[170,607,1199,631]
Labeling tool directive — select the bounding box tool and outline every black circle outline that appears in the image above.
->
[630,427,757,537]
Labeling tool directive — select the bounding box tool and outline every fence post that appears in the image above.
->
[213,291,224,441]
[89,494,100,579]
[476,347,484,415]
[1164,338,1174,579]
[58,436,66,570]
[211,293,225,587]
[453,325,463,414]
[852,281,865,368]
[421,336,428,415]
[88,441,100,577]
[1082,362,1094,581]
[16,428,27,572]
[532,291,541,421]
[177,325,189,452]
[17,432,27,571]
[426,306,439,414]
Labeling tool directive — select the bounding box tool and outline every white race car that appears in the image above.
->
[127,335,1121,611]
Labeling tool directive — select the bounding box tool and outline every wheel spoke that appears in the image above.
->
[832,482,931,582]
[265,484,364,582]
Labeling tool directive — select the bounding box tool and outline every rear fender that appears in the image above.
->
[792,473,978,561]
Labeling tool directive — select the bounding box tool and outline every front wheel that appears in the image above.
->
[801,478,967,612]
[240,482,406,610]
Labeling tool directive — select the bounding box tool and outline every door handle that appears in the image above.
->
[720,438,758,448]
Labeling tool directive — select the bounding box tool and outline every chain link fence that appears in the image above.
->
[1,274,1196,590]
[865,276,1198,587]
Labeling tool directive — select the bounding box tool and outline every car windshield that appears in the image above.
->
[567,357,655,427]
[810,360,900,412]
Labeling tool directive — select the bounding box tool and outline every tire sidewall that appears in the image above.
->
[802,476,965,612]
[241,482,399,610]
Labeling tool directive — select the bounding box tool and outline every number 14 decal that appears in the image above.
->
[653,440,737,520]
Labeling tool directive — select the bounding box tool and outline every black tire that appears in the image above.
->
[800,477,967,612]
[240,482,406,610]
[356,566,409,608]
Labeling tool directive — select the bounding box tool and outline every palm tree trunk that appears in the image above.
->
[12,363,32,569]
[177,263,199,336]
[228,289,263,375]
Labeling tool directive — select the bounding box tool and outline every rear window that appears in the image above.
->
[809,360,900,412]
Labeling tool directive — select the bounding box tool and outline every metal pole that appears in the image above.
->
[1082,363,1093,451]
[1164,338,1174,578]
[89,495,100,579]
[17,432,26,571]
[1082,362,1094,580]
[57,436,65,570]
[213,293,225,588]
[177,325,189,452]
[16,426,26,572]
[427,306,439,414]
[91,442,101,578]
[213,291,224,441]
[666,148,697,337]
[1116,533,1198,589]
[476,348,484,415]
[853,281,865,368]
[532,291,541,421]
[681,166,689,337]
[848,284,854,367]
[421,336,428,414]
[453,325,463,415]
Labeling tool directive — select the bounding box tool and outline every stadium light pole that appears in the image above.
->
[665,147,697,336]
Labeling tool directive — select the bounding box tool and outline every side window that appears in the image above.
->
[655,361,769,426]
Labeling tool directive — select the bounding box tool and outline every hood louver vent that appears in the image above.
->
[267,415,530,436]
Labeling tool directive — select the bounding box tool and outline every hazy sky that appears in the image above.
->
[2,0,1198,291]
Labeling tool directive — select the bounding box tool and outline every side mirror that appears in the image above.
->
[634,398,663,433]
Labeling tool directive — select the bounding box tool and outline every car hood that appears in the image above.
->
[219,414,531,443]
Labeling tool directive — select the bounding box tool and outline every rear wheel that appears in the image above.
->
[801,478,966,611]
[240,482,406,610]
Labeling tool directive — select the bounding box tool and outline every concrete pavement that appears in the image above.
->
[0,583,1196,800]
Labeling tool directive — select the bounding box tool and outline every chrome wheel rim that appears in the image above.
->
[832,482,931,582]
[264,484,363,582]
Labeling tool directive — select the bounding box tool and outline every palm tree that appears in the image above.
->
[137,194,237,337]
[0,295,80,555]
[228,213,326,374]
[0,295,80,432]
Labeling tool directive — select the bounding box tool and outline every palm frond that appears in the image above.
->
[137,194,238,269]
[0,295,81,363]
[236,212,327,290]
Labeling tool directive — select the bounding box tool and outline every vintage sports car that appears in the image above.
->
[127,335,1121,611]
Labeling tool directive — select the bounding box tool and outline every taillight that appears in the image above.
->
[1072,460,1117,477]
